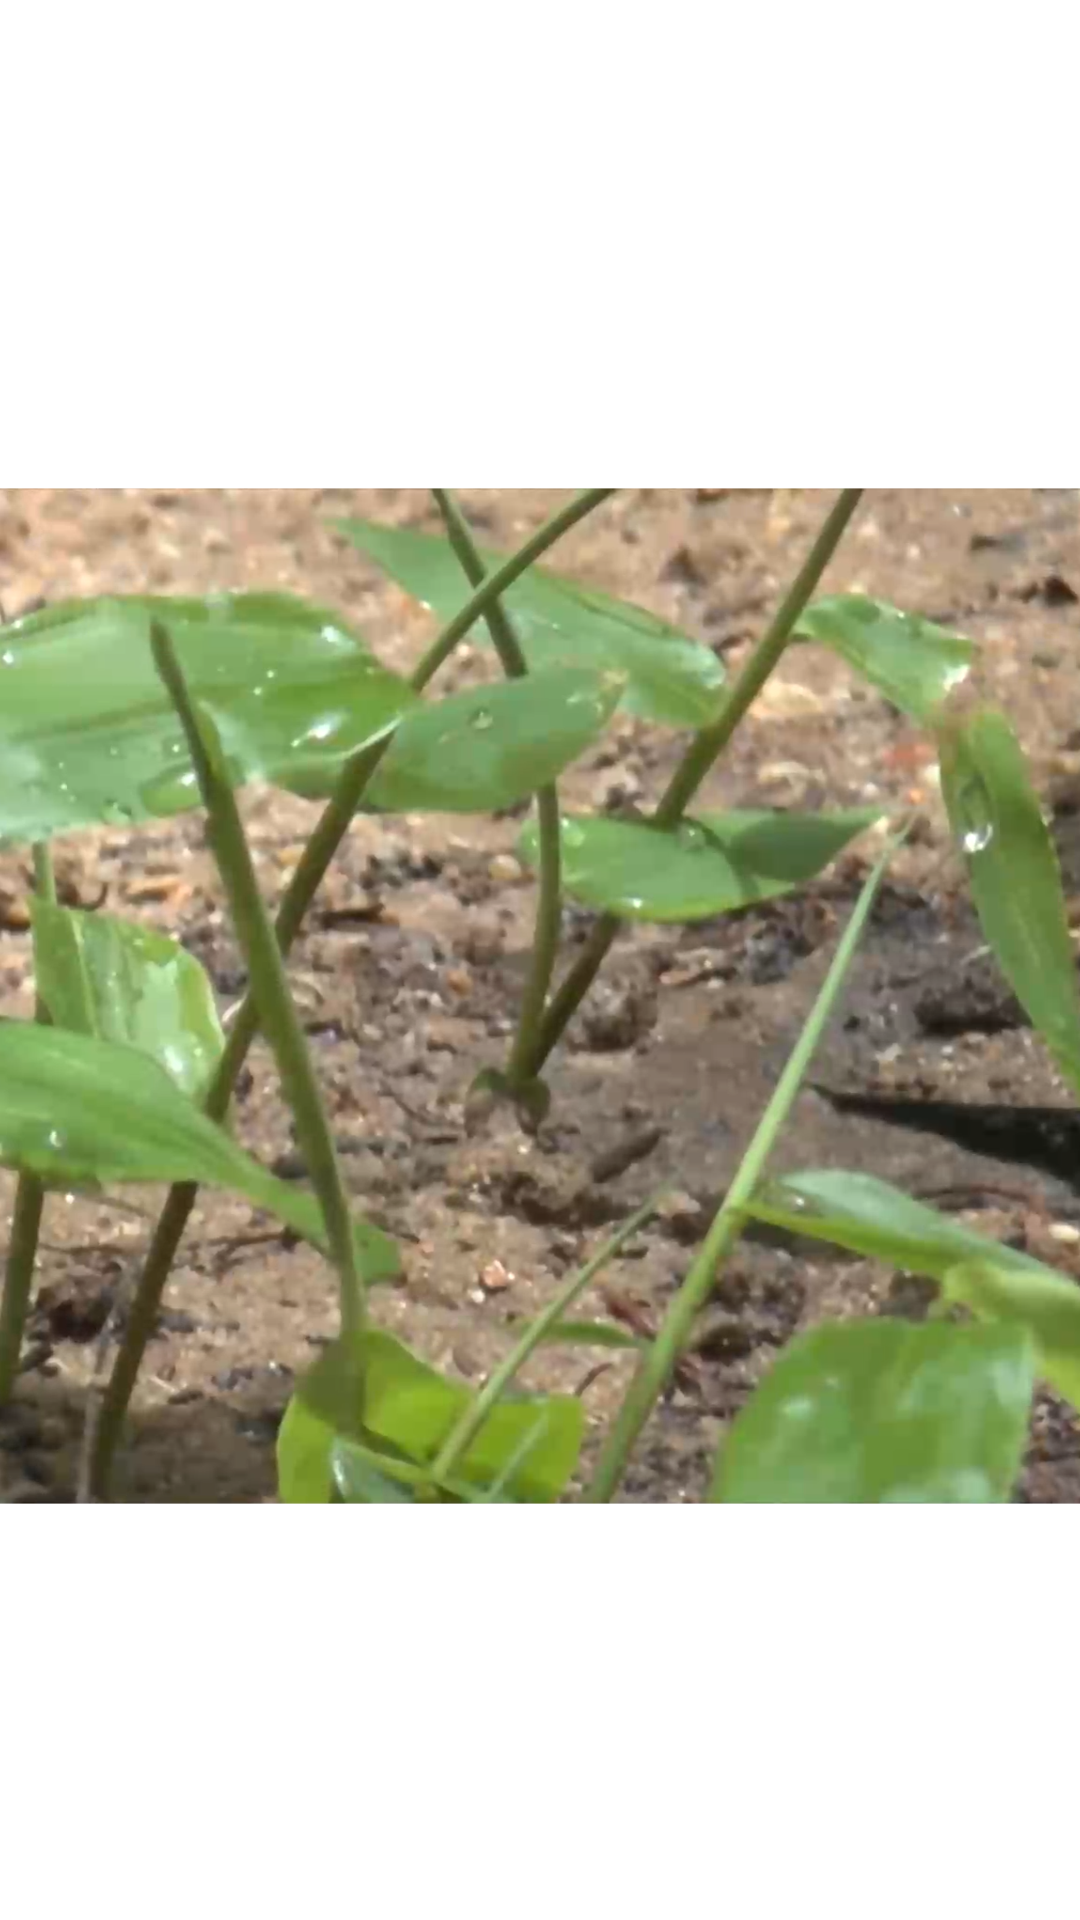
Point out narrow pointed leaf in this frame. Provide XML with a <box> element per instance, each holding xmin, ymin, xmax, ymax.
<box><xmin>944</xmin><ymin>1261</ymin><xmax>1080</xmax><ymax>1411</ymax></box>
<box><xmin>516</xmin><ymin>1319</ymin><xmax>645</xmax><ymax>1351</ymax></box>
<box><xmin>0</xmin><ymin>1022</ymin><xmax>398</xmax><ymax>1280</ymax></box>
<box><xmin>519</xmin><ymin>807</ymin><xmax>882</xmax><ymax>921</ymax></box>
<box><xmin>746</xmin><ymin>1168</ymin><xmax>1061</xmax><ymax>1284</ymax></box>
<box><xmin>0</xmin><ymin>593</ymin><xmax>414</xmax><ymax>841</ymax></box>
<box><xmin>31</xmin><ymin>901</ymin><xmax>224</xmax><ymax>1100</ymax></box>
<box><xmin>713</xmin><ymin>1318</ymin><xmax>1034</xmax><ymax>1503</ymax></box>
<box><xmin>362</xmin><ymin>668</ymin><xmax>623</xmax><ymax>813</ymax></box>
<box><xmin>336</xmin><ymin>519</ymin><xmax>727</xmax><ymax>729</ymax></box>
<box><xmin>795</xmin><ymin>595</ymin><xmax>974</xmax><ymax>720</ymax></box>
<box><xmin>937</xmin><ymin>704</ymin><xmax>1080</xmax><ymax>1097</ymax></box>
<box><xmin>278</xmin><ymin>1329</ymin><xmax>583</xmax><ymax>1503</ymax></box>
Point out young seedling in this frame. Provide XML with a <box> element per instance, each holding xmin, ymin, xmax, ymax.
<box><xmin>0</xmin><ymin>487</ymin><xmax>1031</xmax><ymax>1503</ymax></box>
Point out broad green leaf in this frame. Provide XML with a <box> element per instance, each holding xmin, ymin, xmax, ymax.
<box><xmin>336</xmin><ymin>519</ymin><xmax>727</xmax><ymax>730</ymax></box>
<box><xmin>519</xmin><ymin>807</ymin><xmax>882</xmax><ymax>921</ymax></box>
<box><xmin>746</xmin><ymin>1169</ymin><xmax>1061</xmax><ymax>1285</ymax></box>
<box><xmin>795</xmin><ymin>595</ymin><xmax>974</xmax><ymax>721</ymax></box>
<box><xmin>0</xmin><ymin>593</ymin><xmax>415</xmax><ymax>842</ymax></box>
<box><xmin>937</xmin><ymin>704</ymin><xmax>1080</xmax><ymax>1097</ymax></box>
<box><xmin>31</xmin><ymin>901</ymin><xmax>224</xmax><ymax>1100</ymax></box>
<box><xmin>944</xmin><ymin>1261</ymin><xmax>1080</xmax><ymax>1412</ymax></box>
<box><xmin>278</xmin><ymin>1330</ymin><xmax>584</xmax><ymax>1503</ymax></box>
<box><xmin>0</xmin><ymin>1022</ymin><xmax>399</xmax><ymax>1281</ymax></box>
<box><xmin>712</xmin><ymin>1318</ymin><xmax>1034</xmax><ymax>1503</ymax></box>
<box><xmin>362</xmin><ymin>668</ymin><xmax>623</xmax><ymax>814</ymax></box>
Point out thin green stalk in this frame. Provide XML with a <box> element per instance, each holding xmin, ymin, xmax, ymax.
<box><xmin>533</xmin><ymin>489</ymin><xmax>864</xmax><ymax>1070</ymax></box>
<box><xmin>430</xmin><ymin>1189</ymin><xmax>663</xmax><ymax>1490</ymax></box>
<box><xmin>150</xmin><ymin>623</ymin><xmax>366</xmax><ymax>1343</ymax></box>
<box><xmin>0</xmin><ymin>843</ymin><xmax>57</xmax><ymax>1405</ymax></box>
<box><xmin>584</xmin><ymin>830</ymin><xmax>899</xmax><ymax>1503</ymax></box>
<box><xmin>430</xmin><ymin>487</ymin><xmax>564</xmax><ymax>1091</ymax></box>
<box><xmin>86</xmin><ymin>487</ymin><xmax>615</xmax><ymax>1497</ymax></box>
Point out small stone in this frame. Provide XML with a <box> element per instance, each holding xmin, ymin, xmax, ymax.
<box><xmin>1048</xmin><ymin>1222</ymin><xmax>1080</xmax><ymax>1245</ymax></box>
<box><xmin>445</xmin><ymin>966</ymin><xmax>473</xmax><ymax>996</ymax></box>
<box><xmin>480</xmin><ymin>1259</ymin><xmax>513</xmax><ymax>1293</ymax></box>
<box><xmin>488</xmin><ymin>854</ymin><xmax>524</xmax><ymax>885</ymax></box>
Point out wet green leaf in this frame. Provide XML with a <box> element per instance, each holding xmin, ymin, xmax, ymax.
<box><xmin>937</xmin><ymin>704</ymin><xmax>1080</xmax><ymax>1097</ymax></box>
<box><xmin>713</xmin><ymin>1317</ymin><xmax>1034</xmax><ymax>1502</ymax></box>
<box><xmin>330</xmin><ymin>1439</ymin><xmax>417</xmax><ymax>1504</ymax></box>
<box><xmin>519</xmin><ymin>808</ymin><xmax>882</xmax><ymax>921</ymax></box>
<box><xmin>31</xmin><ymin>901</ymin><xmax>224</xmax><ymax>1100</ymax></box>
<box><xmin>0</xmin><ymin>593</ymin><xmax>414</xmax><ymax>841</ymax></box>
<box><xmin>795</xmin><ymin>595</ymin><xmax>974</xmax><ymax>721</ymax></box>
<box><xmin>0</xmin><ymin>1022</ymin><xmax>398</xmax><ymax>1280</ymax></box>
<box><xmin>278</xmin><ymin>1329</ymin><xmax>583</xmax><ymax>1503</ymax></box>
<box><xmin>335</xmin><ymin>519</ymin><xmax>726</xmax><ymax>729</ymax></box>
<box><xmin>363</xmin><ymin>668</ymin><xmax>623</xmax><ymax>813</ymax></box>
<box><xmin>944</xmin><ymin>1261</ymin><xmax>1080</xmax><ymax>1411</ymax></box>
<box><xmin>746</xmin><ymin>1168</ymin><xmax>1061</xmax><ymax>1285</ymax></box>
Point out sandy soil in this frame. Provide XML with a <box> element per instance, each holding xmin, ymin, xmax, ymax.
<box><xmin>1</xmin><ymin>487</ymin><xmax>1078</xmax><ymax>1501</ymax></box>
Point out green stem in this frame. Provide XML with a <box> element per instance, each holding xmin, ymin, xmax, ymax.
<box><xmin>584</xmin><ymin>829</ymin><xmax>897</xmax><ymax>1503</ymax></box>
<box><xmin>150</xmin><ymin>623</ymin><xmax>366</xmax><ymax>1344</ymax></box>
<box><xmin>507</xmin><ymin>785</ymin><xmax>562</xmax><ymax>1086</ymax></box>
<box><xmin>533</xmin><ymin>488</ymin><xmax>864</xmax><ymax>1069</ymax></box>
<box><xmin>0</xmin><ymin>843</ymin><xmax>56</xmax><ymax>1405</ymax></box>
<box><xmin>430</xmin><ymin>488</ymin><xmax>563</xmax><ymax>1090</ymax></box>
<box><xmin>86</xmin><ymin>487</ymin><xmax>615</xmax><ymax>1498</ymax></box>
<box><xmin>431</xmin><ymin>1189</ymin><xmax>663</xmax><ymax>1491</ymax></box>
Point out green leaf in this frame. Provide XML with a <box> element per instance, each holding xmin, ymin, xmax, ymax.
<box><xmin>519</xmin><ymin>807</ymin><xmax>882</xmax><ymax>921</ymax></box>
<box><xmin>746</xmin><ymin>1168</ymin><xmax>1061</xmax><ymax>1285</ymax></box>
<box><xmin>31</xmin><ymin>901</ymin><xmax>224</xmax><ymax>1100</ymax></box>
<box><xmin>795</xmin><ymin>595</ymin><xmax>974</xmax><ymax>721</ymax></box>
<box><xmin>937</xmin><ymin>704</ymin><xmax>1080</xmax><ymax>1097</ymax></box>
<box><xmin>944</xmin><ymin>1261</ymin><xmax>1080</xmax><ymax>1412</ymax></box>
<box><xmin>278</xmin><ymin>1329</ymin><xmax>584</xmax><ymax>1503</ymax></box>
<box><xmin>362</xmin><ymin>668</ymin><xmax>623</xmax><ymax>814</ymax></box>
<box><xmin>0</xmin><ymin>593</ymin><xmax>415</xmax><ymax>842</ymax></box>
<box><xmin>713</xmin><ymin>1317</ymin><xmax>1034</xmax><ymax>1502</ymax></box>
<box><xmin>0</xmin><ymin>1022</ymin><xmax>398</xmax><ymax>1281</ymax></box>
<box><xmin>530</xmin><ymin>1320</ymin><xmax>638</xmax><ymax>1351</ymax></box>
<box><xmin>330</xmin><ymin>1438</ymin><xmax>417</xmax><ymax>1504</ymax></box>
<box><xmin>335</xmin><ymin>519</ymin><xmax>727</xmax><ymax>730</ymax></box>
<box><xmin>749</xmin><ymin>1166</ymin><xmax>1068</xmax><ymax>1283</ymax></box>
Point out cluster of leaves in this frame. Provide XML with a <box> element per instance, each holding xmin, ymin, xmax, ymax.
<box><xmin>0</xmin><ymin>487</ymin><xmax>1074</xmax><ymax>1504</ymax></box>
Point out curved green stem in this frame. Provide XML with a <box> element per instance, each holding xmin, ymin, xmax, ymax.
<box><xmin>533</xmin><ymin>489</ymin><xmax>864</xmax><ymax>1070</ymax></box>
<box><xmin>86</xmin><ymin>487</ymin><xmax>616</xmax><ymax>1498</ymax></box>
<box><xmin>431</xmin><ymin>1189</ymin><xmax>663</xmax><ymax>1491</ymax></box>
<box><xmin>0</xmin><ymin>843</ymin><xmax>57</xmax><ymax>1405</ymax></box>
<box><xmin>431</xmin><ymin>488</ymin><xmax>564</xmax><ymax>1090</ymax></box>
<box><xmin>585</xmin><ymin>829</ymin><xmax>897</xmax><ymax>1502</ymax></box>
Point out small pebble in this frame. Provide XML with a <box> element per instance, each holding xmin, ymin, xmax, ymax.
<box><xmin>1048</xmin><ymin>1222</ymin><xmax>1080</xmax><ymax>1245</ymax></box>
<box><xmin>488</xmin><ymin>854</ymin><xmax>524</xmax><ymax>885</ymax></box>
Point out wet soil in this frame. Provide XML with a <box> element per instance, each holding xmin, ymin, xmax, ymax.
<box><xmin>2</xmin><ymin>487</ymin><xmax>1080</xmax><ymax>1502</ymax></box>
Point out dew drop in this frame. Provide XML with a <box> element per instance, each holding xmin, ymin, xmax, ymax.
<box><xmin>46</xmin><ymin>1128</ymin><xmax>64</xmax><ymax>1152</ymax></box>
<box><xmin>961</xmin><ymin>824</ymin><xmax>993</xmax><ymax>855</ymax></box>
<box><xmin>560</xmin><ymin>819</ymin><xmax>586</xmax><ymax>850</ymax></box>
<box><xmin>678</xmin><ymin>822</ymin><xmax>708</xmax><ymax>854</ymax></box>
<box><xmin>1</xmin><ymin>650</ymin><xmax>15</xmax><ymax>667</ymax></box>
<box><xmin>469</xmin><ymin>708</ymin><xmax>495</xmax><ymax>732</ymax></box>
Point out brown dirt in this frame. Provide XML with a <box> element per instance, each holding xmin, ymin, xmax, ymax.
<box><xmin>1</xmin><ymin>487</ymin><xmax>1080</xmax><ymax>1502</ymax></box>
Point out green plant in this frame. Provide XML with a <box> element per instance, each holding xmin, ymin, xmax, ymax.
<box><xmin>0</xmin><ymin>484</ymin><xmax>1069</xmax><ymax>1504</ymax></box>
